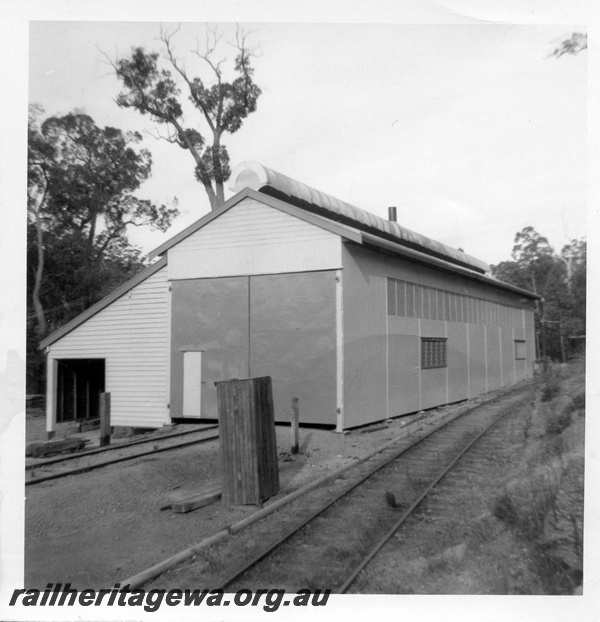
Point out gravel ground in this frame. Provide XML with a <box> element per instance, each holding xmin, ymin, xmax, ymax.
<box><xmin>25</xmin><ymin>392</ymin><xmax>506</xmax><ymax>589</ymax></box>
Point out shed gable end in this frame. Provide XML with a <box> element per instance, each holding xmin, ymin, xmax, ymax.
<box><xmin>168</xmin><ymin>196</ymin><xmax>343</xmax><ymax>280</ymax></box>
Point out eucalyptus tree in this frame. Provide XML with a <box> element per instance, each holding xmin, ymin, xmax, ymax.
<box><xmin>491</xmin><ymin>227</ymin><xmax>586</xmax><ymax>360</ymax></box>
<box><xmin>27</xmin><ymin>108</ymin><xmax>179</xmax><ymax>338</ymax></box>
<box><xmin>110</xmin><ymin>25</ymin><xmax>261</xmax><ymax>210</ymax></box>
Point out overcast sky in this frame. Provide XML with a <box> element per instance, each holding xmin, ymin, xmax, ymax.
<box><xmin>28</xmin><ymin>19</ymin><xmax>586</xmax><ymax>266</ymax></box>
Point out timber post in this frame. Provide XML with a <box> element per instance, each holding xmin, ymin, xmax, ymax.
<box><xmin>291</xmin><ymin>397</ymin><xmax>299</xmax><ymax>454</ymax></box>
<box><xmin>99</xmin><ymin>392</ymin><xmax>111</xmax><ymax>447</ymax></box>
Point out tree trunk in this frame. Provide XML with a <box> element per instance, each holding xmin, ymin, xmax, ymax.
<box><xmin>170</xmin><ymin>117</ymin><xmax>219</xmax><ymax>210</ymax></box>
<box><xmin>559</xmin><ymin>254</ymin><xmax>573</xmax><ymax>294</ymax></box>
<box><xmin>212</xmin><ymin>132</ymin><xmax>225</xmax><ymax>207</ymax></box>
<box><xmin>32</xmin><ymin>207</ymin><xmax>46</xmax><ymax>338</ymax></box>
<box><xmin>205</xmin><ymin>184</ymin><xmax>219</xmax><ymax>210</ymax></box>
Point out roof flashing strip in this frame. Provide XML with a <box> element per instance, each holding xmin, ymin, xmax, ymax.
<box><xmin>230</xmin><ymin>161</ymin><xmax>489</xmax><ymax>274</ymax></box>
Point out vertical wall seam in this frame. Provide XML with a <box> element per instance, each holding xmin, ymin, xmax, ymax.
<box><xmin>418</xmin><ymin>318</ymin><xmax>422</xmax><ymax>410</ymax></box>
<box><xmin>513</xmin><ymin>327</ymin><xmax>517</xmax><ymax>384</ymax></box>
<box><xmin>386</xmin><ymin>276</ymin><xmax>389</xmax><ymax>420</ymax></box>
<box><xmin>166</xmin><ymin>281</ymin><xmax>173</xmax><ymax>420</ymax></box>
<box><xmin>499</xmin><ymin>326</ymin><xmax>503</xmax><ymax>387</ymax></box>
<box><xmin>248</xmin><ymin>276</ymin><xmax>251</xmax><ymax>377</ymax></box>
<box><xmin>484</xmin><ymin>328</ymin><xmax>488</xmax><ymax>393</ymax></box>
<box><xmin>466</xmin><ymin>324</ymin><xmax>470</xmax><ymax>399</ymax></box>
<box><xmin>335</xmin><ymin>269</ymin><xmax>344</xmax><ymax>432</ymax></box>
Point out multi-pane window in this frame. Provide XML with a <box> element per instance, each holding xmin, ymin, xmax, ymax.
<box><xmin>421</xmin><ymin>338</ymin><xmax>448</xmax><ymax>369</ymax></box>
<box><xmin>387</xmin><ymin>277</ymin><xmax>522</xmax><ymax>328</ymax></box>
<box><xmin>514</xmin><ymin>340</ymin><xmax>526</xmax><ymax>360</ymax></box>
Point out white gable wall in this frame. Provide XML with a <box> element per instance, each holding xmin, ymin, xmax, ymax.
<box><xmin>168</xmin><ymin>197</ymin><xmax>343</xmax><ymax>280</ymax></box>
<box><xmin>47</xmin><ymin>265</ymin><xmax>170</xmax><ymax>428</ymax></box>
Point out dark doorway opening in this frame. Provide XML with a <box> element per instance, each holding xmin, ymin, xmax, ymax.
<box><xmin>56</xmin><ymin>359</ymin><xmax>105</xmax><ymax>423</ymax></box>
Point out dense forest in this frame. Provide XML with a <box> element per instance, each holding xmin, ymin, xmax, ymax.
<box><xmin>490</xmin><ymin>226</ymin><xmax>586</xmax><ymax>362</ymax></box>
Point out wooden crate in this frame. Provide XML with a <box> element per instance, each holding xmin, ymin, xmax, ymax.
<box><xmin>215</xmin><ymin>376</ymin><xmax>280</xmax><ymax>505</ymax></box>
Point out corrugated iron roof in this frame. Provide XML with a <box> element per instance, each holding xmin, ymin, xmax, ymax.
<box><xmin>230</xmin><ymin>161</ymin><xmax>490</xmax><ymax>274</ymax></box>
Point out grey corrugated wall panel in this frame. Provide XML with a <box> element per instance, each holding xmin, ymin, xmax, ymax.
<box><xmin>342</xmin><ymin>245</ymin><xmax>388</xmax><ymax>428</ymax></box>
<box><xmin>388</xmin><ymin>332</ymin><xmax>420</xmax><ymax>417</ymax></box>
<box><xmin>468</xmin><ymin>325</ymin><xmax>487</xmax><ymax>396</ymax></box>
<box><xmin>249</xmin><ymin>272</ymin><xmax>337</xmax><ymax>426</ymax></box>
<box><xmin>485</xmin><ymin>327</ymin><xmax>502</xmax><ymax>392</ymax></box>
<box><xmin>170</xmin><ymin>277</ymin><xmax>250</xmax><ymax>418</ymax></box>
<box><xmin>501</xmin><ymin>328</ymin><xmax>516</xmax><ymax>387</ymax></box>
<box><xmin>420</xmin><ymin>367</ymin><xmax>447</xmax><ymax>410</ymax></box>
<box><xmin>446</xmin><ymin>322</ymin><xmax>469</xmax><ymax>403</ymax></box>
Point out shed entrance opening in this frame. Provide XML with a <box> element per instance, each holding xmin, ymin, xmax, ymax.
<box><xmin>56</xmin><ymin>359</ymin><xmax>105</xmax><ymax>423</ymax></box>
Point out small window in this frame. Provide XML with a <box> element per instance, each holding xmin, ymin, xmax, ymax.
<box><xmin>515</xmin><ymin>340</ymin><xmax>526</xmax><ymax>360</ymax></box>
<box><xmin>421</xmin><ymin>338</ymin><xmax>448</xmax><ymax>369</ymax></box>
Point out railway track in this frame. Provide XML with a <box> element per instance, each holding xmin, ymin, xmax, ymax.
<box><xmin>150</xmin><ymin>385</ymin><xmax>533</xmax><ymax>592</ymax></box>
<box><xmin>25</xmin><ymin>425</ymin><xmax>219</xmax><ymax>486</ymax></box>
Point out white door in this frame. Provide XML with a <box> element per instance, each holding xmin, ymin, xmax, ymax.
<box><xmin>182</xmin><ymin>351</ymin><xmax>202</xmax><ymax>418</ymax></box>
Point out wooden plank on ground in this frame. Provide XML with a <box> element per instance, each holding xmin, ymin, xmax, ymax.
<box><xmin>170</xmin><ymin>486</ymin><xmax>222</xmax><ymax>513</ymax></box>
<box><xmin>26</xmin><ymin>438</ymin><xmax>90</xmax><ymax>457</ymax></box>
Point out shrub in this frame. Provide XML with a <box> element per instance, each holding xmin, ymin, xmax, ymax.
<box><xmin>569</xmin><ymin>392</ymin><xmax>585</xmax><ymax>413</ymax></box>
<box><xmin>545</xmin><ymin>408</ymin><xmax>571</xmax><ymax>436</ymax></box>
<box><xmin>540</xmin><ymin>379</ymin><xmax>561</xmax><ymax>402</ymax></box>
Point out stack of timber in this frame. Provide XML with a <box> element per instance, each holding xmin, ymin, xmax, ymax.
<box><xmin>215</xmin><ymin>376</ymin><xmax>280</xmax><ymax>505</ymax></box>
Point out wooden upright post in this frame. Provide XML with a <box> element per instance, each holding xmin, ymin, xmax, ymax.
<box><xmin>99</xmin><ymin>392</ymin><xmax>111</xmax><ymax>447</ymax></box>
<box><xmin>291</xmin><ymin>397</ymin><xmax>299</xmax><ymax>454</ymax></box>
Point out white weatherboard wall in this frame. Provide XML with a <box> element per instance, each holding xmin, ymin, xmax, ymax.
<box><xmin>47</xmin><ymin>266</ymin><xmax>170</xmax><ymax>428</ymax></box>
<box><xmin>168</xmin><ymin>197</ymin><xmax>343</xmax><ymax>280</ymax></box>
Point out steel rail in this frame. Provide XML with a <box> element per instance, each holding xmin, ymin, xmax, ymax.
<box><xmin>337</xmin><ymin>403</ymin><xmax>515</xmax><ymax>593</ymax></box>
<box><xmin>26</xmin><ymin>425</ymin><xmax>219</xmax><ymax>470</ymax></box>
<box><xmin>212</xmin><ymin>401</ymin><xmax>498</xmax><ymax>591</ymax></box>
<box><xmin>26</xmin><ymin>432</ymin><xmax>220</xmax><ymax>486</ymax></box>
